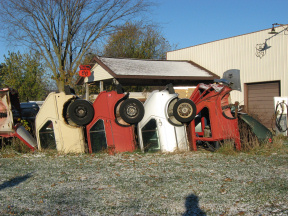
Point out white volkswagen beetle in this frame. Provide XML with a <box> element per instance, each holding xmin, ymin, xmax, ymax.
<box><xmin>137</xmin><ymin>84</ymin><xmax>196</xmax><ymax>153</ymax></box>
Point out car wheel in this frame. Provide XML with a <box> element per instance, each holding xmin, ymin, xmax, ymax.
<box><xmin>198</xmin><ymin>141</ymin><xmax>221</xmax><ymax>152</ymax></box>
<box><xmin>207</xmin><ymin>141</ymin><xmax>221</xmax><ymax>152</ymax></box>
<box><xmin>119</xmin><ymin>98</ymin><xmax>144</xmax><ymax>124</ymax></box>
<box><xmin>67</xmin><ymin>99</ymin><xmax>94</xmax><ymax>126</ymax></box>
<box><xmin>173</xmin><ymin>99</ymin><xmax>196</xmax><ymax>123</ymax></box>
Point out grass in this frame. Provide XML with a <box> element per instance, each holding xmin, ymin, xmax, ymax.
<box><xmin>0</xmin><ymin>143</ymin><xmax>288</xmax><ymax>215</ymax></box>
<box><xmin>213</xmin><ymin>118</ymin><xmax>288</xmax><ymax>156</ymax></box>
<box><xmin>1</xmin><ymin>137</ymin><xmax>31</xmax><ymax>156</ymax></box>
<box><xmin>216</xmin><ymin>135</ymin><xmax>288</xmax><ymax>156</ymax></box>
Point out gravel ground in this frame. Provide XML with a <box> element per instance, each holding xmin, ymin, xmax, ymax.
<box><xmin>0</xmin><ymin>151</ymin><xmax>287</xmax><ymax>215</ymax></box>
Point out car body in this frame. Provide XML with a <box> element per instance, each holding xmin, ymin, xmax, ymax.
<box><xmin>20</xmin><ymin>102</ymin><xmax>40</xmax><ymax>120</ymax></box>
<box><xmin>238</xmin><ymin>112</ymin><xmax>273</xmax><ymax>143</ymax></box>
<box><xmin>188</xmin><ymin>83</ymin><xmax>241</xmax><ymax>151</ymax></box>
<box><xmin>138</xmin><ymin>85</ymin><xmax>196</xmax><ymax>152</ymax></box>
<box><xmin>35</xmin><ymin>88</ymin><xmax>94</xmax><ymax>153</ymax></box>
<box><xmin>0</xmin><ymin>88</ymin><xmax>37</xmax><ymax>150</ymax></box>
<box><xmin>86</xmin><ymin>88</ymin><xmax>144</xmax><ymax>154</ymax></box>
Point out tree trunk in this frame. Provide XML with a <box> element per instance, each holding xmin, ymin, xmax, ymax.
<box><xmin>57</xmin><ymin>80</ymin><xmax>65</xmax><ymax>92</ymax></box>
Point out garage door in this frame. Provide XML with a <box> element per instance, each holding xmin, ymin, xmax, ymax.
<box><xmin>246</xmin><ymin>82</ymin><xmax>280</xmax><ymax>129</ymax></box>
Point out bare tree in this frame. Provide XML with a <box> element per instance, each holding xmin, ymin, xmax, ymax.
<box><xmin>0</xmin><ymin>0</ymin><xmax>152</xmax><ymax>91</ymax></box>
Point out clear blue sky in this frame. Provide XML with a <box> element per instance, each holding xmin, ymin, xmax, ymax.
<box><xmin>152</xmin><ymin>0</ymin><xmax>288</xmax><ymax>50</ymax></box>
<box><xmin>0</xmin><ymin>0</ymin><xmax>287</xmax><ymax>62</ymax></box>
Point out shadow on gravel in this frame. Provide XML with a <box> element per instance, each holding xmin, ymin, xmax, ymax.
<box><xmin>183</xmin><ymin>194</ymin><xmax>206</xmax><ymax>216</ymax></box>
<box><xmin>0</xmin><ymin>173</ymin><xmax>32</xmax><ymax>191</ymax></box>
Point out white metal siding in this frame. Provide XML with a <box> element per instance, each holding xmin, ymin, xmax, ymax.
<box><xmin>85</xmin><ymin>64</ymin><xmax>113</xmax><ymax>83</ymax></box>
<box><xmin>167</xmin><ymin>27</ymin><xmax>288</xmax><ymax>106</ymax></box>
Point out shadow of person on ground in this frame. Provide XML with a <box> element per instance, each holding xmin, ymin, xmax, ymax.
<box><xmin>0</xmin><ymin>173</ymin><xmax>32</xmax><ymax>191</ymax></box>
<box><xmin>183</xmin><ymin>194</ymin><xmax>206</xmax><ymax>216</ymax></box>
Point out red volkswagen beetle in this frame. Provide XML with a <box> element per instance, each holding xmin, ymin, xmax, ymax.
<box><xmin>86</xmin><ymin>85</ymin><xmax>144</xmax><ymax>154</ymax></box>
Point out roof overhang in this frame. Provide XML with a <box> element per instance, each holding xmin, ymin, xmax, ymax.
<box><xmin>76</xmin><ymin>56</ymin><xmax>220</xmax><ymax>86</ymax></box>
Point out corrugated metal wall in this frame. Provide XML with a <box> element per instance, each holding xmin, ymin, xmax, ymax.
<box><xmin>167</xmin><ymin>27</ymin><xmax>288</xmax><ymax>106</ymax></box>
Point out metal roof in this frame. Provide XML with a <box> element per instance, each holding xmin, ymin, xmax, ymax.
<box><xmin>98</xmin><ymin>56</ymin><xmax>215</xmax><ymax>77</ymax></box>
<box><xmin>77</xmin><ymin>56</ymin><xmax>219</xmax><ymax>86</ymax></box>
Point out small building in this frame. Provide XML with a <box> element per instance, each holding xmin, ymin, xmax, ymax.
<box><xmin>77</xmin><ymin>56</ymin><xmax>219</xmax><ymax>87</ymax></box>
<box><xmin>76</xmin><ymin>56</ymin><xmax>220</xmax><ymax>101</ymax></box>
<box><xmin>167</xmin><ymin>24</ymin><xmax>288</xmax><ymax>128</ymax></box>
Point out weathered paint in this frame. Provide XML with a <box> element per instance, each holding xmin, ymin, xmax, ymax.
<box><xmin>138</xmin><ymin>90</ymin><xmax>190</xmax><ymax>153</ymax></box>
<box><xmin>86</xmin><ymin>91</ymin><xmax>137</xmax><ymax>154</ymax></box>
<box><xmin>0</xmin><ymin>90</ymin><xmax>14</xmax><ymax>133</ymax></box>
<box><xmin>188</xmin><ymin>83</ymin><xmax>241</xmax><ymax>151</ymax></box>
<box><xmin>35</xmin><ymin>92</ymin><xmax>86</xmax><ymax>153</ymax></box>
<box><xmin>0</xmin><ymin>89</ymin><xmax>37</xmax><ymax>150</ymax></box>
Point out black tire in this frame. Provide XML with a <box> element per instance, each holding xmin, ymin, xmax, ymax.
<box><xmin>173</xmin><ymin>99</ymin><xmax>196</xmax><ymax>123</ymax></box>
<box><xmin>119</xmin><ymin>98</ymin><xmax>144</xmax><ymax>124</ymax></box>
<box><xmin>67</xmin><ymin>99</ymin><xmax>94</xmax><ymax>126</ymax></box>
<box><xmin>198</xmin><ymin>141</ymin><xmax>221</xmax><ymax>152</ymax></box>
<box><xmin>207</xmin><ymin>141</ymin><xmax>221</xmax><ymax>152</ymax></box>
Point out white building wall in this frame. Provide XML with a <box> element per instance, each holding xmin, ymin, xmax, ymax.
<box><xmin>84</xmin><ymin>64</ymin><xmax>113</xmax><ymax>83</ymax></box>
<box><xmin>167</xmin><ymin>27</ymin><xmax>288</xmax><ymax>106</ymax></box>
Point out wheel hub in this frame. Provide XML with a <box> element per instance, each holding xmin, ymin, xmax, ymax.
<box><xmin>126</xmin><ymin>105</ymin><xmax>138</xmax><ymax>117</ymax></box>
<box><xmin>177</xmin><ymin>103</ymin><xmax>193</xmax><ymax>118</ymax></box>
<box><xmin>75</xmin><ymin>106</ymin><xmax>87</xmax><ymax>118</ymax></box>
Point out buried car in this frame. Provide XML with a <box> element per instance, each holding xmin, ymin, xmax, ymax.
<box><xmin>35</xmin><ymin>86</ymin><xmax>94</xmax><ymax>153</ymax></box>
<box><xmin>86</xmin><ymin>85</ymin><xmax>144</xmax><ymax>154</ymax></box>
<box><xmin>188</xmin><ymin>69</ymin><xmax>272</xmax><ymax>151</ymax></box>
<box><xmin>0</xmin><ymin>88</ymin><xmax>37</xmax><ymax>150</ymax></box>
<box><xmin>138</xmin><ymin>84</ymin><xmax>196</xmax><ymax>153</ymax></box>
<box><xmin>237</xmin><ymin>112</ymin><xmax>273</xmax><ymax>144</ymax></box>
<box><xmin>188</xmin><ymin>81</ymin><xmax>241</xmax><ymax>151</ymax></box>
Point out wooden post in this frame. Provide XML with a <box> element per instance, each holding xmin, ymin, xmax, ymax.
<box><xmin>100</xmin><ymin>81</ymin><xmax>104</xmax><ymax>92</ymax></box>
<box><xmin>85</xmin><ymin>83</ymin><xmax>89</xmax><ymax>100</ymax></box>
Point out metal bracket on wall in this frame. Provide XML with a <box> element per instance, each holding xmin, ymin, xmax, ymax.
<box><xmin>255</xmin><ymin>23</ymin><xmax>288</xmax><ymax>59</ymax></box>
<box><xmin>255</xmin><ymin>42</ymin><xmax>268</xmax><ymax>58</ymax></box>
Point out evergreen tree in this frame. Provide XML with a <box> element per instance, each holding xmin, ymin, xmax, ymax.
<box><xmin>1</xmin><ymin>51</ymin><xmax>48</xmax><ymax>101</ymax></box>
